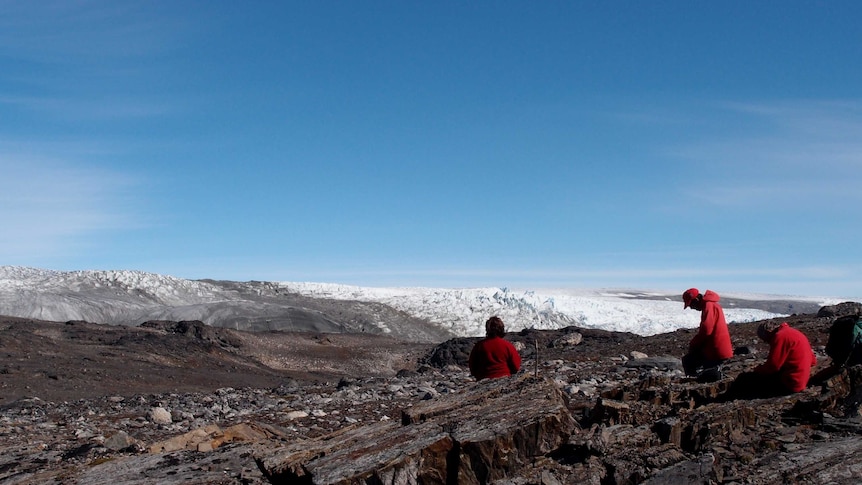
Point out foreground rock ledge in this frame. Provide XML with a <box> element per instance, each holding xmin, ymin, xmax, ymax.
<box><xmin>254</xmin><ymin>375</ymin><xmax>575</xmax><ymax>484</ymax></box>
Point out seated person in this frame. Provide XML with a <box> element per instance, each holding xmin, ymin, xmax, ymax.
<box><xmin>723</xmin><ymin>321</ymin><xmax>816</xmax><ymax>400</ymax></box>
<box><xmin>468</xmin><ymin>316</ymin><xmax>521</xmax><ymax>380</ymax></box>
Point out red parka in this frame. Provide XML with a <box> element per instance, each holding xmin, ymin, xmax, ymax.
<box><xmin>689</xmin><ymin>290</ymin><xmax>734</xmax><ymax>361</ymax></box>
<box><xmin>755</xmin><ymin>323</ymin><xmax>816</xmax><ymax>393</ymax></box>
<box><xmin>468</xmin><ymin>336</ymin><xmax>521</xmax><ymax>380</ymax></box>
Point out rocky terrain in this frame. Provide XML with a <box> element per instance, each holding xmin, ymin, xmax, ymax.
<box><xmin>2</xmin><ymin>302</ymin><xmax>862</xmax><ymax>484</ymax></box>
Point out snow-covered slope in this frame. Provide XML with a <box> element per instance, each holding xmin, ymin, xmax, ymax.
<box><xmin>0</xmin><ymin>266</ymin><xmax>224</xmax><ymax>323</ymax></box>
<box><xmin>0</xmin><ymin>266</ymin><xmax>840</xmax><ymax>339</ymax></box>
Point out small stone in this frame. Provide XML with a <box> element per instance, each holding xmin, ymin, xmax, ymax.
<box><xmin>552</xmin><ymin>333</ymin><xmax>583</xmax><ymax>347</ymax></box>
<box><xmin>105</xmin><ymin>431</ymin><xmax>137</xmax><ymax>451</ymax></box>
<box><xmin>149</xmin><ymin>407</ymin><xmax>172</xmax><ymax>425</ymax></box>
<box><xmin>286</xmin><ymin>410</ymin><xmax>309</xmax><ymax>420</ymax></box>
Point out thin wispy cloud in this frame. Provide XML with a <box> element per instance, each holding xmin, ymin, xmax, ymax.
<box><xmin>0</xmin><ymin>3</ymin><xmax>192</xmax><ymax>123</ymax></box>
<box><xmin>0</xmin><ymin>1</ymin><xmax>186</xmax><ymax>63</ymax></box>
<box><xmin>711</xmin><ymin>100</ymin><xmax>859</xmax><ymax>168</ymax></box>
<box><xmin>0</xmin><ymin>150</ymin><xmax>143</xmax><ymax>260</ymax></box>
<box><xmin>0</xmin><ymin>95</ymin><xmax>174</xmax><ymax>121</ymax></box>
<box><xmin>680</xmin><ymin>182</ymin><xmax>862</xmax><ymax>209</ymax></box>
<box><xmin>662</xmin><ymin>99</ymin><xmax>862</xmax><ymax>209</ymax></box>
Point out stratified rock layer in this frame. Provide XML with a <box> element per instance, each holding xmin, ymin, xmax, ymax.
<box><xmin>255</xmin><ymin>375</ymin><xmax>575</xmax><ymax>484</ymax></box>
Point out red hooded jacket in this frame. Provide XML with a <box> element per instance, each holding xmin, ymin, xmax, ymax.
<box><xmin>689</xmin><ymin>290</ymin><xmax>733</xmax><ymax>361</ymax></box>
<box><xmin>755</xmin><ymin>323</ymin><xmax>816</xmax><ymax>393</ymax></box>
<box><xmin>468</xmin><ymin>336</ymin><xmax>521</xmax><ymax>380</ymax></box>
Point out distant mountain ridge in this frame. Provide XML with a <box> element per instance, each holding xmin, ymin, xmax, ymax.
<box><xmin>0</xmin><ymin>266</ymin><xmax>827</xmax><ymax>342</ymax></box>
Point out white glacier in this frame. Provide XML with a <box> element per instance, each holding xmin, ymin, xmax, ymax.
<box><xmin>277</xmin><ymin>282</ymin><xmax>817</xmax><ymax>337</ymax></box>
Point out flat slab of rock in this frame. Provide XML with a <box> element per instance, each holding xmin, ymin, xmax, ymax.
<box><xmin>644</xmin><ymin>435</ymin><xmax>862</xmax><ymax>485</ymax></box>
<box><xmin>623</xmin><ymin>356</ymin><xmax>681</xmax><ymax>370</ymax></box>
<box><xmin>149</xmin><ymin>422</ymin><xmax>278</xmax><ymax>453</ymax></box>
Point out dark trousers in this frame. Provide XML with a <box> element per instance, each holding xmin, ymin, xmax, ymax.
<box><xmin>721</xmin><ymin>371</ymin><xmax>791</xmax><ymax>401</ymax></box>
<box><xmin>682</xmin><ymin>351</ymin><xmax>725</xmax><ymax>376</ymax></box>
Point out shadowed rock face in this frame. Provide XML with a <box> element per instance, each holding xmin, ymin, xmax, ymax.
<box><xmin>3</xmin><ymin>304</ymin><xmax>862</xmax><ymax>484</ymax></box>
<box><xmin>276</xmin><ymin>378</ymin><xmax>560</xmax><ymax>483</ymax></box>
<box><xmin>817</xmin><ymin>301</ymin><xmax>862</xmax><ymax>318</ymax></box>
<box><xmin>255</xmin><ymin>376</ymin><xmax>575</xmax><ymax>484</ymax></box>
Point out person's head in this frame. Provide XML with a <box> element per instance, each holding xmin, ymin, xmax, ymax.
<box><xmin>682</xmin><ymin>288</ymin><xmax>703</xmax><ymax>311</ymax></box>
<box><xmin>757</xmin><ymin>321</ymin><xmax>784</xmax><ymax>342</ymax></box>
<box><xmin>485</xmin><ymin>316</ymin><xmax>506</xmax><ymax>338</ymax></box>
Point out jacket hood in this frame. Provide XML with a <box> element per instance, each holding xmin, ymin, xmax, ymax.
<box><xmin>702</xmin><ymin>290</ymin><xmax>720</xmax><ymax>303</ymax></box>
<box><xmin>759</xmin><ymin>321</ymin><xmax>788</xmax><ymax>342</ymax></box>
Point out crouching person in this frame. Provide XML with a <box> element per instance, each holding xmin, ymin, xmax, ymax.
<box><xmin>681</xmin><ymin>288</ymin><xmax>733</xmax><ymax>381</ymax></box>
<box><xmin>468</xmin><ymin>316</ymin><xmax>521</xmax><ymax>380</ymax></box>
<box><xmin>724</xmin><ymin>321</ymin><xmax>816</xmax><ymax>400</ymax></box>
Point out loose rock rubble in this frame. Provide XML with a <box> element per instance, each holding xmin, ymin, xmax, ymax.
<box><xmin>1</xmin><ymin>308</ymin><xmax>862</xmax><ymax>483</ymax></box>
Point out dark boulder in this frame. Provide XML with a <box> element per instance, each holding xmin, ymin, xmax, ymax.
<box><xmin>817</xmin><ymin>301</ymin><xmax>862</xmax><ymax>318</ymax></box>
<box><xmin>420</xmin><ymin>337</ymin><xmax>476</xmax><ymax>368</ymax></box>
<box><xmin>139</xmin><ymin>320</ymin><xmax>242</xmax><ymax>348</ymax></box>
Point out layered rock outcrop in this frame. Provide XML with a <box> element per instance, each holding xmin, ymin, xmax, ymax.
<box><xmin>256</xmin><ymin>375</ymin><xmax>574</xmax><ymax>484</ymax></box>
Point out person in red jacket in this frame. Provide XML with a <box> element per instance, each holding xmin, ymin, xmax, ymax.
<box><xmin>754</xmin><ymin>321</ymin><xmax>816</xmax><ymax>392</ymax></box>
<box><xmin>468</xmin><ymin>316</ymin><xmax>521</xmax><ymax>380</ymax></box>
<box><xmin>722</xmin><ymin>321</ymin><xmax>817</xmax><ymax>400</ymax></box>
<box><xmin>681</xmin><ymin>288</ymin><xmax>734</xmax><ymax>379</ymax></box>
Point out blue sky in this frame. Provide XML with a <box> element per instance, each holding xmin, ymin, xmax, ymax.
<box><xmin>2</xmin><ymin>1</ymin><xmax>861</xmax><ymax>299</ymax></box>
